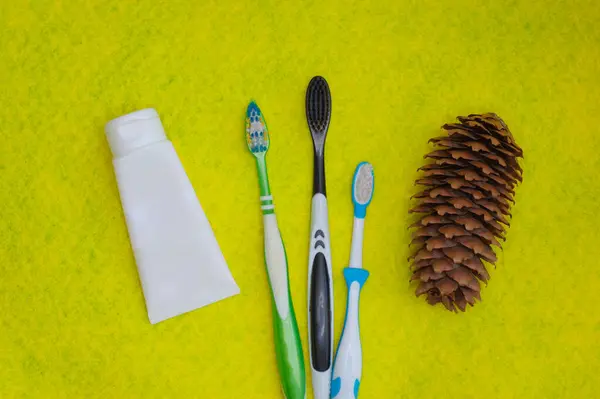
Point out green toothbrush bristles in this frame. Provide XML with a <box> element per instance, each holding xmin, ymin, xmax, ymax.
<box><xmin>245</xmin><ymin>101</ymin><xmax>270</xmax><ymax>155</ymax></box>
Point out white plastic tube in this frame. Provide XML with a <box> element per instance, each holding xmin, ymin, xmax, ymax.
<box><xmin>106</xmin><ymin>108</ymin><xmax>239</xmax><ymax>324</ymax></box>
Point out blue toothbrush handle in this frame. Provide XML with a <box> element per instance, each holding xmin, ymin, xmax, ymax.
<box><xmin>331</xmin><ymin>267</ymin><xmax>369</xmax><ymax>399</ymax></box>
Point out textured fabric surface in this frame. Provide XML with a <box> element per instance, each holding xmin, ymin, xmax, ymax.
<box><xmin>1</xmin><ymin>1</ymin><xmax>599</xmax><ymax>398</ymax></box>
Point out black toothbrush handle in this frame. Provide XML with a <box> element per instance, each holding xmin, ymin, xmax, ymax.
<box><xmin>307</xmin><ymin>195</ymin><xmax>333</xmax><ymax>398</ymax></box>
<box><xmin>313</xmin><ymin>154</ymin><xmax>326</xmax><ymax>196</ymax></box>
<box><xmin>306</xmin><ymin>76</ymin><xmax>334</xmax><ymax>399</ymax></box>
<box><xmin>310</xmin><ymin>252</ymin><xmax>332</xmax><ymax>370</ymax></box>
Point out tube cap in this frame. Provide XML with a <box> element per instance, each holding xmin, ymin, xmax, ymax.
<box><xmin>105</xmin><ymin>108</ymin><xmax>167</xmax><ymax>158</ymax></box>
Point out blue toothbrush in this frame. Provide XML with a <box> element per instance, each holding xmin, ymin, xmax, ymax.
<box><xmin>331</xmin><ymin>162</ymin><xmax>374</xmax><ymax>399</ymax></box>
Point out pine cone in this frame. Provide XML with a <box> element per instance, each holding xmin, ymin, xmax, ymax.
<box><xmin>409</xmin><ymin>113</ymin><xmax>523</xmax><ymax>312</ymax></box>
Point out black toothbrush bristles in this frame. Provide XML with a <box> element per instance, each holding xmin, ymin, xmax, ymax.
<box><xmin>306</xmin><ymin>76</ymin><xmax>332</xmax><ymax>155</ymax></box>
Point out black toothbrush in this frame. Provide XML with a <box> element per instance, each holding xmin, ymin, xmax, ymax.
<box><xmin>306</xmin><ymin>76</ymin><xmax>334</xmax><ymax>399</ymax></box>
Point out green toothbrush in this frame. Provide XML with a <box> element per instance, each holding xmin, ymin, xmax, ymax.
<box><xmin>245</xmin><ymin>101</ymin><xmax>306</xmax><ymax>399</ymax></box>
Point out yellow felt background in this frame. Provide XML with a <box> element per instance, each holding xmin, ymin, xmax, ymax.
<box><xmin>1</xmin><ymin>0</ymin><xmax>599</xmax><ymax>398</ymax></box>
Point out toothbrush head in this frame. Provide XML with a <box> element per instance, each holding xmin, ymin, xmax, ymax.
<box><xmin>245</xmin><ymin>101</ymin><xmax>270</xmax><ymax>156</ymax></box>
<box><xmin>352</xmin><ymin>162</ymin><xmax>375</xmax><ymax>218</ymax></box>
<box><xmin>306</xmin><ymin>76</ymin><xmax>331</xmax><ymax>155</ymax></box>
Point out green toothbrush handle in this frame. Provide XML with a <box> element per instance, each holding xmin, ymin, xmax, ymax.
<box><xmin>271</xmin><ymin>297</ymin><xmax>306</xmax><ymax>399</ymax></box>
<box><xmin>263</xmin><ymin>213</ymin><xmax>306</xmax><ymax>399</ymax></box>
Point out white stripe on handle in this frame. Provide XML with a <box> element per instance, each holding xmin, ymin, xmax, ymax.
<box><xmin>312</xmin><ymin>370</ymin><xmax>331</xmax><ymax>399</ymax></box>
<box><xmin>263</xmin><ymin>213</ymin><xmax>290</xmax><ymax>319</ymax></box>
